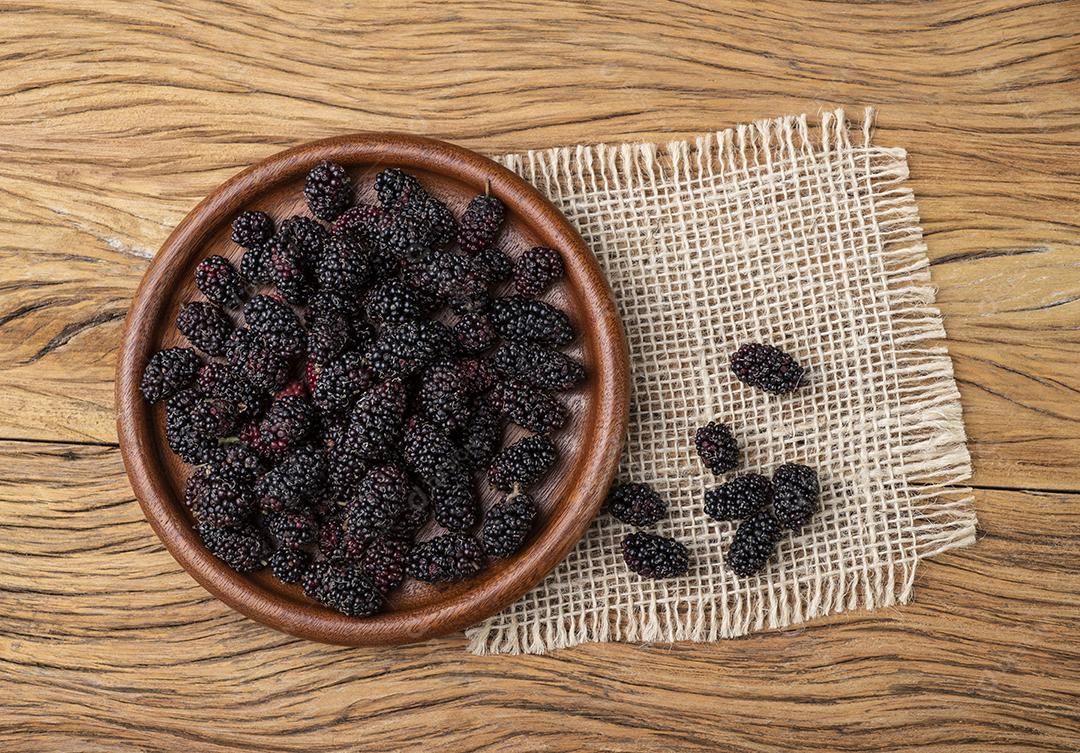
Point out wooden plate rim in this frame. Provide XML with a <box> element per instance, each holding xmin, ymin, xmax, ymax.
<box><xmin>114</xmin><ymin>133</ymin><xmax>629</xmax><ymax>645</ymax></box>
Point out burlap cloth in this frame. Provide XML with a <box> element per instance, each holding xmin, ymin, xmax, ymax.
<box><xmin>467</xmin><ymin>108</ymin><xmax>976</xmax><ymax>655</ymax></box>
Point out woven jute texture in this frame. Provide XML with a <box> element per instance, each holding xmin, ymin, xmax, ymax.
<box><xmin>467</xmin><ymin>108</ymin><xmax>976</xmax><ymax>655</ymax></box>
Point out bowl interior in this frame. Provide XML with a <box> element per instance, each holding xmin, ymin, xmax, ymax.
<box><xmin>118</xmin><ymin>135</ymin><xmax>628</xmax><ymax>644</ymax></box>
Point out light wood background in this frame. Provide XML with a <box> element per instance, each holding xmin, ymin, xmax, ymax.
<box><xmin>2</xmin><ymin>1</ymin><xmax>1078</xmax><ymax>751</ymax></box>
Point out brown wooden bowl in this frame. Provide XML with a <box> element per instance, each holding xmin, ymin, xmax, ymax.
<box><xmin>115</xmin><ymin>134</ymin><xmax>629</xmax><ymax>645</ymax></box>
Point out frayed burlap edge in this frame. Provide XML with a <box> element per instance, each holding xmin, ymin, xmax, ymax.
<box><xmin>466</xmin><ymin>109</ymin><xmax>975</xmax><ymax>654</ymax></box>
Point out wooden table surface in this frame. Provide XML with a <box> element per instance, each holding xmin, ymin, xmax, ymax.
<box><xmin>2</xmin><ymin>2</ymin><xmax>1078</xmax><ymax>751</ymax></box>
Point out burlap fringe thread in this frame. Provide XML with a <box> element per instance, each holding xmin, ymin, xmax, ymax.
<box><xmin>467</xmin><ymin>108</ymin><xmax>975</xmax><ymax>654</ymax></box>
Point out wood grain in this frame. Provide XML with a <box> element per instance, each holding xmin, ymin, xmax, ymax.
<box><xmin>1</xmin><ymin>0</ymin><xmax>1078</xmax><ymax>750</ymax></box>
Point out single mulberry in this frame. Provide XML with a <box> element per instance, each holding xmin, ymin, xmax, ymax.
<box><xmin>314</xmin><ymin>234</ymin><xmax>370</xmax><ymax>295</ymax></box>
<box><xmin>269</xmin><ymin>546</ymin><xmax>310</xmax><ymax>584</ymax></box>
<box><xmin>480</xmin><ymin>491</ymin><xmax>537</xmax><ymax>558</ymax></box>
<box><xmin>244</xmin><ymin>294</ymin><xmax>304</xmax><ymax>356</ymax></box>
<box><xmin>494</xmin><ymin>379</ymin><xmax>567</xmax><ymax>434</ymax></box>
<box><xmin>311</xmin><ymin>564</ymin><xmax>384</xmax><ymax>617</ymax></box>
<box><xmin>725</xmin><ymin>509</ymin><xmax>782</xmax><ymax>577</ymax></box>
<box><xmin>191</xmin><ymin>476</ymin><xmax>256</xmax><ymax>528</ymax></box>
<box><xmin>514</xmin><ymin>246</ymin><xmax>564</xmax><ymax>297</ymax></box>
<box><xmin>430</xmin><ymin>478</ymin><xmax>478</xmax><ymax>533</ymax></box>
<box><xmin>365</xmin><ymin>319</ymin><xmax>452</xmax><ymax>380</ymax></box>
<box><xmin>405</xmin><ymin>250</ymin><xmax>485</xmax><ymax>302</ymax></box>
<box><xmin>304</xmin><ymin>161</ymin><xmax>353</xmax><ymax>220</ymax></box>
<box><xmin>265</xmin><ymin>226</ymin><xmax>316</xmax><ymax>305</ymax></box>
<box><xmin>195</xmin><ymin>255</ymin><xmax>246</xmax><ymax>309</ymax></box>
<box><xmin>251</xmin><ymin>395</ymin><xmax>314</xmax><ymax>459</ymax></box>
<box><xmin>305</xmin><ymin>310</ymin><xmax>353</xmax><ymax>365</ymax></box>
<box><xmin>374</xmin><ymin>167</ymin><xmax>424</xmax><ymax>208</ymax></box>
<box><xmin>771</xmin><ymin>463</ymin><xmax>819</xmax><ymax>529</ymax></box>
<box><xmin>471</xmin><ymin>245</ymin><xmax>514</xmax><ymax>285</ymax></box>
<box><xmin>453</xmin><ymin>313</ymin><xmax>496</xmax><ymax>355</ymax></box>
<box><xmin>694</xmin><ymin>421</ymin><xmax>738</xmax><ymax>475</ymax></box>
<box><xmin>345</xmin><ymin>464</ymin><xmax>410</xmax><ymax>534</ymax></box>
<box><xmin>489</xmin><ymin>296</ymin><xmax>574</xmax><ymax>346</ymax></box>
<box><xmin>238</xmin><ymin>243</ymin><xmax>272</xmax><ymax>285</ymax></box>
<box><xmin>345</xmin><ymin>379</ymin><xmax>407</xmax><ymax>460</ymax></box>
<box><xmin>491</xmin><ymin>341</ymin><xmax>584</xmax><ymax>391</ymax></box>
<box><xmin>362</xmin><ymin>536</ymin><xmax>410</xmax><ymax>593</ymax></box>
<box><xmin>459</xmin><ymin>399</ymin><xmax>502</xmax><ymax>471</ymax></box>
<box><xmin>231</xmin><ymin>210</ymin><xmax>274</xmax><ymax>249</ymax></box>
<box><xmin>226</xmin><ymin>328</ymin><xmax>292</xmax><ymax>392</ymax></box>
<box><xmin>164</xmin><ymin>390</ymin><xmax>220</xmax><ymax>465</ymax></box>
<box><xmin>195</xmin><ymin>362</ymin><xmax>265</xmax><ymax>419</ymax></box>
<box><xmin>621</xmin><ymin>532</ymin><xmax>689</xmax><ymax>579</ymax></box>
<box><xmin>177</xmin><ymin>301</ymin><xmax>233</xmax><ymax>357</ymax></box>
<box><xmin>406</xmin><ymin>532</ymin><xmax>485</xmax><ymax>583</ymax></box>
<box><xmin>417</xmin><ymin>360</ymin><xmax>471</xmax><ymax>432</ymax></box>
<box><xmin>312</xmin><ymin>351</ymin><xmax>374</xmax><ymax>415</ymax></box>
<box><xmin>704</xmin><ymin>474</ymin><xmax>772</xmax><ymax>521</ymax></box>
<box><xmin>458</xmin><ymin>357</ymin><xmax>498</xmax><ymax>395</ymax></box>
<box><xmin>457</xmin><ymin>194</ymin><xmax>505</xmax><ymax>254</ymax></box>
<box><xmin>488</xmin><ymin>434</ymin><xmax>557</xmax><ymax>491</ymax></box>
<box><xmin>255</xmin><ymin>446</ymin><xmax>326</xmax><ymax>512</ymax></box>
<box><xmin>266</xmin><ymin>508</ymin><xmax>318</xmax><ymax>547</ymax></box>
<box><xmin>607</xmin><ymin>482</ymin><xmax>667</xmax><ymax>527</ymax></box>
<box><xmin>141</xmin><ymin>347</ymin><xmax>201</xmax><ymax>403</ymax></box>
<box><xmin>210</xmin><ymin>442</ymin><xmax>265</xmax><ymax>487</ymax></box>
<box><xmin>402</xmin><ymin>417</ymin><xmax>466</xmax><ymax>490</ymax></box>
<box><xmin>730</xmin><ymin>343</ymin><xmax>805</xmax><ymax>394</ymax></box>
<box><xmin>365</xmin><ymin>279</ymin><xmax>422</xmax><ymax>325</ymax></box>
<box><xmin>196</xmin><ymin>522</ymin><xmax>269</xmax><ymax>573</ymax></box>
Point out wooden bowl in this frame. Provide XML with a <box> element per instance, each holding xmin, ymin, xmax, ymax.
<box><xmin>115</xmin><ymin>134</ymin><xmax>629</xmax><ymax>645</ymax></box>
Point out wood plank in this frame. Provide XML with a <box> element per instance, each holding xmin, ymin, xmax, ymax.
<box><xmin>0</xmin><ymin>442</ymin><xmax>1076</xmax><ymax>752</ymax></box>
<box><xmin>0</xmin><ymin>1</ymin><xmax>1077</xmax><ymax>489</ymax></box>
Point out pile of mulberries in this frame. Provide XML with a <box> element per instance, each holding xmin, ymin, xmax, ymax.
<box><xmin>142</xmin><ymin>165</ymin><xmax>584</xmax><ymax>616</ymax></box>
<box><xmin>606</xmin><ymin>480</ymin><xmax>689</xmax><ymax>579</ymax></box>
<box><xmin>694</xmin><ymin>419</ymin><xmax>821</xmax><ymax>577</ymax></box>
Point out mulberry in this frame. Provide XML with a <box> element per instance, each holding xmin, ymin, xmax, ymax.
<box><xmin>226</xmin><ymin>328</ymin><xmax>292</xmax><ymax>392</ymax></box>
<box><xmin>430</xmin><ymin>478</ymin><xmax>478</xmax><ymax>533</ymax></box>
<box><xmin>345</xmin><ymin>464</ymin><xmax>410</xmax><ymax>534</ymax></box>
<box><xmin>177</xmin><ymin>301</ymin><xmax>233</xmax><ymax>357</ymax></box>
<box><xmin>417</xmin><ymin>360</ymin><xmax>471</xmax><ymax>432</ymax></box>
<box><xmin>771</xmin><ymin>463</ymin><xmax>820</xmax><ymax>529</ymax></box>
<box><xmin>724</xmin><ymin>509</ymin><xmax>782</xmax><ymax>577</ymax></box>
<box><xmin>141</xmin><ymin>347</ymin><xmax>201</xmax><ymax>403</ymax></box>
<box><xmin>196</xmin><ymin>522</ymin><xmax>269</xmax><ymax>573</ymax></box>
<box><xmin>488</xmin><ymin>434</ymin><xmax>556</xmax><ymax>491</ymax></box>
<box><xmin>345</xmin><ymin>379</ymin><xmax>407</xmax><ymax>460</ymax></box>
<box><xmin>607</xmin><ymin>482</ymin><xmax>666</xmax><ymax>527</ymax></box>
<box><xmin>494</xmin><ymin>379</ymin><xmax>567</xmax><ymax>434</ymax></box>
<box><xmin>489</xmin><ymin>296</ymin><xmax>574</xmax><ymax>346</ymax></box>
<box><xmin>362</xmin><ymin>536</ymin><xmax>410</xmax><ymax>593</ymax></box>
<box><xmin>491</xmin><ymin>341</ymin><xmax>584</xmax><ymax>391</ymax></box>
<box><xmin>694</xmin><ymin>421</ymin><xmax>738</xmax><ymax>475</ymax></box>
<box><xmin>269</xmin><ymin>546</ymin><xmax>310</xmax><ymax>584</ymax></box>
<box><xmin>480</xmin><ymin>491</ymin><xmax>537</xmax><ymax>558</ymax></box>
<box><xmin>195</xmin><ymin>255</ymin><xmax>246</xmax><ymax>309</ymax></box>
<box><xmin>312</xmin><ymin>351</ymin><xmax>374</xmax><ymax>415</ymax></box>
<box><xmin>243</xmin><ymin>294</ymin><xmax>304</xmax><ymax>356</ymax></box>
<box><xmin>406</xmin><ymin>533</ymin><xmax>485</xmax><ymax>583</ymax></box>
<box><xmin>621</xmin><ymin>532</ymin><xmax>689</xmax><ymax>579</ymax></box>
<box><xmin>730</xmin><ymin>343</ymin><xmax>805</xmax><ymax>394</ymax></box>
<box><xmin>704</xmin><ymin>474</ymin><xmax>772</xmax><ymax>521</ymax></box>
<box><xmin>453</xmin><ymin>313</ymin><xmax>496</xmax><ymax>355</ymax></box>
<box><xmin>304</xmin><ymin>160</ymin><xmax>353</xmax><ymax>221</ymax></box>
<box><xmin>231</xmin><ymin>210</ymin><xmax>274</xmax><ymax>249</ymax></box>
<box><xmin>514</xmin><ymin>246</ymin><xmax>563</xmax><ymax>297</ymax></box>
<box><xmin>457</xmin><ymin>194</ymin><xmax>505</xmax><ymax>254</ymax></box>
